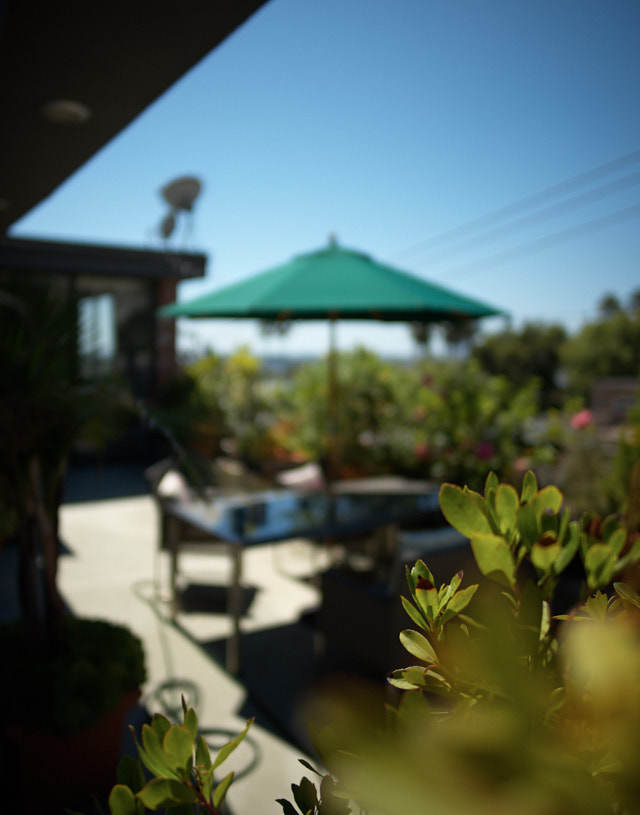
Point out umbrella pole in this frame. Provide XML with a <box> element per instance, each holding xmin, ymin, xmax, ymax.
<box><xmin>327</xmin><ymin>317</ymin><xmax>339</xmax><ymax>484</ymax></box>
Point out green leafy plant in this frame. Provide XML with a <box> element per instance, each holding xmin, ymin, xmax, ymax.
<box><xmin>409</xmin><ymin>358</ymin><xmax>546</xmax><ymax>490</ymax></box>
<box><xmin>278</xmin><ymin>470</ymin><xmax>640</xmax><ymax>815</ymax></box>
<box><xmin>281</xmin><ymin>347</ymin><xmax>413</xmax><ymax>477</ymax></box>
<box><xmin>0</xmin><ymin>282</ymin><xmax>147</xmax><ymax>811</ymax></box>
<box><xmin>278</xmin><ymin>352</ymin><xmax>549</xmax><ymax>485</ymax></box>
<box><xmin>0</xmin><ymin>280</ymin><xmax>132</xmax><ymax>652</ymax></box>
<box><xmin>0</xmin><ymin>617</ymin><xmax>146</xmax><ymax>736</ymax></box>
<box><xmin>472</xmin><ymin>321</ymin><xmax>568</xmax><ymax>409</ymax></box>
<box><xmin>437</xmin><ymin>470</ymin><xmax>640</xmax><ymax>600</ymax></box>
<box><xmin>154</xmin><ymin>347</ymin><xmax>285</xmax><ymax>473</ymax></box>
<box><xmin>97</xmin><ymin>700</ymin><xmax>253</xmax><ymax>815</ymax></box>
<box><xmin>560</xmin><ymin>292</ymin><xmax>640</xmax><ymax>400</ymax></box>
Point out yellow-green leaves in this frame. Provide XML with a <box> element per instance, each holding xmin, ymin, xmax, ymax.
<box><xmin>520</xmin><ymin>469</ymin><xmax>538</xmax><ymax>503</ymax></box>
<box><xmin>213</xmin><ymin>772</ymin><xmax>235</xmax><ymax>811</ymax></box>
<box><xmin>212</xmin><ymin>716</ymin><xmax>253</xmax><ymax>772</ymax></box>
<box><xmin>441</xmin><ymin>584</ymin><xmax>478</xmax><ymax>622</ymax></box>
<box><xmin>494</xmin><ymin>484</ymin><xmax>520</xmax><ymax>535</ymax></box>
<box><xmin>167</xmin><ymin>725</ymin><xmax>196</xmax><ymax>775</ymax></box>
<box><xmin>529</xmin><ymin>485</ymin><xmax>563</xmax><ymax>518</ymax></box>
<box><xmin>614</xmin><ymin>581</ymin><xmax>640</xmax><ymax>611</ymax></box>
<box><xmin>531</xmin><ymin>534</ymin><xmax>562</xmax><ymax>572</ymax></box>
<box><xmin>183</xmin><ymin>705</ymin><xmax>198</xmax><ymax>740</ymax></box>
<box><xmin>388</xmin><ymin>664</ymin><xmax>452</xmax><ymax>694</ymax></box>
<box><xmin>580</xmin><ymin>515</ymin><xmax>640</xmax><ymax>591</ymax></box>
<box><xmin>399</xmin><ymin>630</ymin><xmax>438</xmax><ymax>664</ymax></box>
<box><xmin>136</xmin><ymin>778</ymin><xmax>196</xmax><ymax>809</ymax></box>
<box><xmin>402</xmin><ymin>560</ymin><xmax>478</xmax><ymax>641</ymax></box>
<box><xmin>471</xmin><ymin>534</ymin><xmax>516</xmax><ymax>589</ymax></box>
<box><xmin>416</xmin><ymin>578</ymin><xmax>440</xmax><ymax>623</ymax></box>
<box><xmin>397</xmin><ymin>561</ymin><xmax>478</xmax><ymax>697</ymax></box>
<box><xmin>439</xmin><ymin>483</ymin><xmax>494</xmax><ymax>538</ymax></box>
<box><xmin>138</xmin><ymin>721</ymin><xmax>177</xmax><ymax>779</ymax></box>
<box><xmin>401</xmin><ymin>594</ymin><xmax>429</xmax><ymax>632</ymax></box>
<box><xmin>584</xmin><ymin>544</ymin><xmax>618</xmax><ymax>590</ymax></box>
<box><xmin>517</xmin><ymin>502</ymin><xmax>540</xmax><ymax>550</ymax></box>
<box><xmin>281</xmin><ymin>467</ymin><xmax>640</xmax><ymax>815</ymax></box>
<box><xmin>111</xmin><ymin>704</ymin><xmax>253</xmax><ymax>815</ymax></box>
<box><xmin>108</xmin><ymin>784</ymin><xmax>140</xmax><ymax>815</ymax></box>
<box><xmin>116</xmin><ymin>754</ymin><xmax>146</xmax><ymax>795</ymax></box>
<box><xmin>438</xmin><ymin>471</ymin><xmax>606</xmax><ymax>596</ymax></box>
<box><xmin>441</xmin><ymin>475</ymin><xmax>566</xmax><ymax>592</ymax></box>
<box><xmin>195</xmin><ymin>734</ymin><xmax>214</xmax><ymax>802</ymax></box>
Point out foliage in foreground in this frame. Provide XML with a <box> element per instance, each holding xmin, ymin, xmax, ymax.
<box><xmin>279</xmin><ymin>468</ymin><xmax>640</xmax><ymax>815</ymax></box>
<box><xmin>0</xmin><ymin>617</ymin><xmax>146</xmax><ymax>736</ymax></box>
<box><xmin>87</xmin><ymin>700</ymin><xmax>253</xmax><ymax>815</ymax></box>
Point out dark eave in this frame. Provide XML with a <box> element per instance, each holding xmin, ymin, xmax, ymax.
<box><xmin>0</xmin><ymin>236</ymin><xmax>206</xmax><ymax>280</ymax></box>
<box><xmin>0</xmin><ymin>0</ymin><xmax>269</xmax><ymax>234</ymax></box>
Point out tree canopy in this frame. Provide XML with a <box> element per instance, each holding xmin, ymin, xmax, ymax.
<box><xmin>472</xmin><ymin>322</ymin><xmax>567</xmax><ymax>408</ymax></box>
<box><xmin>561</xmin><ymin>291</ymin><xmax>640</xmax><ymax>399</ymax></box>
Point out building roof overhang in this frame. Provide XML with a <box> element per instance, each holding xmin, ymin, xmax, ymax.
<box><xmin>0</xmin><ymin>0</ymin><xmax>269</xmax><ymax>234</ymax></box>
<box><xmin>0</xmin><ymin>235</ymin><xmax>207</xmax><ymax>280</ymax></box>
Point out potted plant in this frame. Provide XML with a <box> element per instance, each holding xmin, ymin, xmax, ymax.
<box><xmin>1</xmin><ymin>617</ymin><xmax>146</xmax><ymax>811</ymax></box>
<box><xmin>0</xmin><ymin>280</ymin><xmax>146</xmax><ymax>811</ymax></box>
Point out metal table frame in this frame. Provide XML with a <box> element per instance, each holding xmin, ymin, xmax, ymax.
<box><xmin>157</xmin><ymin>480</ymin><xmax>440</xmax><ymax>675</ymax></box>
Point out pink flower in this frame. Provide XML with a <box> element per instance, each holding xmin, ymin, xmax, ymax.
<box><xmin>570</xmin><ymin>409</ymin><xmax>593</xmax><ymax>430</ymax></box>
<box><xmin>474</xmin><ymin>440</ymin><xmax>495</xmax><ymax>461</ymax></box>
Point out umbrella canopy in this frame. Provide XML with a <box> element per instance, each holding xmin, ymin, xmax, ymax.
<box><xmin>160</xmin><ymin>241</ymin><xmax>503</xmax><ymax>323</ymax></box>
<box><xmin>160</xmin><ymin>240</ymin><xmax>505</xmax><ymax>481</ymax></box>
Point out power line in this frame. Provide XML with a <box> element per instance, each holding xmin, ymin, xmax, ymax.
<box><xmin>391</xmin><ymin>147</ymin><xmax>640</xmax><ymax>263</ymax></box>
<box><xmin>408</xmin><ymin>169</ymin><xmax>640</xmax><ymax>267</ymax></box>
<box><xmin>435</xmin><ymin>200</ymin><xmax>640</xmax><ymax>281</ymax></box>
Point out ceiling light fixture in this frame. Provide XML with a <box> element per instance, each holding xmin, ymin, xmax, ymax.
<box><xmin>41</xmin><ymin>99</ymin><xmax>91</xmax><ymax>125</ymax></box>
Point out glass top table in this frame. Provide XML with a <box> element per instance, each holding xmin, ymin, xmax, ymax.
<box><xmin>166</xmin><ymin>479</ymin><xmax>441</xmax><ymax>545</ymax></box>
<box><xmin>159</xmin><ymin>478</ymin><xmax>442</xmax><ymax>674</ymax></box>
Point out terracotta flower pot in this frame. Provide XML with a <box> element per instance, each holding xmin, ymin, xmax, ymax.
<box><xmin>7</xmin><ymin>688</ymin><xmax>140</xmax><ymax>814</ymax></box>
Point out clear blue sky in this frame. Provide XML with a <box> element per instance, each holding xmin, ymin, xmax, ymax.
<box><xmin>12</xmin><ymin>0</ymin><xmax>640</xmax><ymax>358</ymax></box>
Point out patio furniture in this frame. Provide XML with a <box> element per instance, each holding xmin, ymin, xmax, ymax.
<box><xmin>147</xmin><ymin>472</ymin><xmax>442</xmax><ymax>675</ymax></box>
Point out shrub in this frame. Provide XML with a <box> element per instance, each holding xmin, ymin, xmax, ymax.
<box><xmin>280</xmin><ymin>353</ymin><xmax>550</xmax><ymax>487</ymax></box>
<box><xmin>96</xmin><ymin>701</ymin><xmax>252</xmax><ymax>815</ymax></box>
<box><xmin>282</xmin><ymin>348</ymin><xmax>415</xmax><ymax>475</ymax></box>
<box><xmin>279</xmin><ymin>469</ymin><xmax>640</xmax><ymax>815</ymax></box>
<box><xmin>0</xmin><ymin>617</ymin><xmax>146</xmax><ymax>736</ymax></box>
<box><xmin>408</xmin><ymin>359</ymin><xmax>545</xmax><ymax>490</ymax></box>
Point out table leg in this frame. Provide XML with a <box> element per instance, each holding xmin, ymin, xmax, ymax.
<box><xmin>382</xmin><ymin>523</ymin><xmax>399</xmax><ymax>560</ymax></box>
<box><xmin>164</xmin><ymin>513</ymin><xmax>181</xmax><ymax>620</ymax></box>
<box><xmin>227</xmin><ymin>544</ymin><xmax>244</xmax><ymax>675</ymax></box>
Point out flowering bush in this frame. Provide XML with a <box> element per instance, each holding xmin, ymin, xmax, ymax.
<box><xmin>280</xmin><ymin>348</ymin><xmax>417</xmax><ymax>476</ymax></box>
<box><xmin>277</xmin><ymin>353</ymin><xmax>554</xmax><ymax>487</ymax></box>
<box><xmin>163</xmin><ymin>349</ymin><xmax>556</xmax><ymax>490</ymax></box>
<box><xmin>407</xmin><ymin>359</ymin><xmax>547</xmax><ymax>490</ymax></box>
<box><xmin>570</xmin><ymin>408</ymin><xmax>593</xmax><ymax>430</ymax></box>
<box><xmin>152</xmin><ymin>348</ymin><xmax>285</xmax><ymax>471</ymax></box>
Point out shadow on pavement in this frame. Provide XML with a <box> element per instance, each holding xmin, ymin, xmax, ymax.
<box><xmin>182</xmin><ymin>611</ymin><xmax>390</xmax><ymax>758</ymax></box>
<box><xmin>63</xmin><ymin>464</ymin><xmax>151</xmax><ymax>504</ymax></box>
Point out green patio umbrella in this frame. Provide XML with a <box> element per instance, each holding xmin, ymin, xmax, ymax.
<box><xmin>160</xmin><ymin>239</ymin><xmax>504</xmax><ymax>477</ymax></box>
<box><xmin>161</xmin><ymin>238</ymin><xmax>502</xmax><ymax>323</ymax></box>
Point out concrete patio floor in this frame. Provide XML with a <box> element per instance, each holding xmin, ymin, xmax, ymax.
<box><xmin>55</xmin><ymin>467</ymin><xmax>332</xmax><ymax>814</ymax></box>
